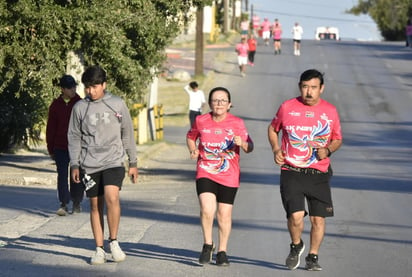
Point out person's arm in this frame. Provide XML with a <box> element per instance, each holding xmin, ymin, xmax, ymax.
<box><xmin>186</xmin><ymin>137</ymin><xmax>199</xmax><ymax>160</ymax></box>
<box><xmin>46</xmin><ymin>103</ymin><xmax>56</xmax><ymax>159</ymax></box>
<box><xmin>120</xmin><ymin>101</ymin><xmax>138</xmax><ymax>183</ymax></box>
<box><xmin>268</xmin><ymin>124</ymin><xmax>285</xmax><ymax>165</ymax></box>
<box><xmin>68</xmin><ymin>106</ymin><xmax>82</xmax><ymax>183</ymax></box>
<box><xmin>184</xmin><ymin>85</ymin><xmax>191</xmax><ymax>94</ymax></box>
<box><xmin>234</xmin><ymin>135</ymin><xmax>254</xmax><ymax>153</ymax></box>
<box><xmin>317</xmin><ymin>139</ymin><xmax>343</xmax><ymax>160</ymax></box>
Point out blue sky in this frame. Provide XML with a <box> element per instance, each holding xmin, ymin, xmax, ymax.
<box><xmin>247</xmin><ymin>0</ymin><xmax>381</xmax><ymax>41</ymax></box>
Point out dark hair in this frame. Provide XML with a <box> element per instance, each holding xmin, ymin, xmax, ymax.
<box><xmin>208</xmin><ymin>86</ymin><xmax>231</xmax><ymax>104</ymax></box>
<box><xmin>81</xmin><ymin>65</ymin><xmax>107</xmax><ymax>87</ymax></box>
<box><xmin>59</xmin><ymin>74</ymin><xmax>77</xmax><ymax>88</ymax></box>
<box><xmin>189</xmin><ymin>81</ymin><xmax>198</xmax><ymax>89</ymax></box>
<box><xmin>299</xmin><ymin>69</ymin><xmax>324</xmax><ymax>86</ymax></box>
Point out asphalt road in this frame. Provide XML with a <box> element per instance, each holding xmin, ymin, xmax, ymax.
<box><xmin>0</xmin><ymin>38</ymin><xmax>411</xmax><ymax>276</ymax></box>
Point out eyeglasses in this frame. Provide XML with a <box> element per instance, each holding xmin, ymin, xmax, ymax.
<box><xmin>211</xmin><ymin>99</ymin><xmax>229</xmax><ymax>104</ymax></box>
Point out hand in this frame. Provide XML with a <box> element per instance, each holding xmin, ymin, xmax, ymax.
<box><xmin>189</xmin><ymin>149</ymin><xmax>199</xmax><ymax>160</ymax></box>
<box><xmin>71</xmin><ymin>168</ymin><xmax>81</xmax><ymax>183</ymax></box>
<box><xmin>234</xmin><ymin>135</ymin><xmax>243</xmax><ymax>147</ymax></box>
<box><xmin>316</xmin><ymin>147</ymin><xmax>330</xmax><ymax>160</ymax></box>
<box><xmin>274</xmin><ymin>149</ymin><xmax>285</xmax><ymax>165</ymax></box>
<box><xmin>129</xmin><ymin>167</ymin><xmax>139</xmax><ymax>184</ymax></box>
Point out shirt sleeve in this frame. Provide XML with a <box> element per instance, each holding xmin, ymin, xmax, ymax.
<box><xmin>120</xmin><ymin>100</ymin><xmax>138</xmax><ymax>168</ymax></box>
<box><xmin>67</xmin><ymin>104</ymin><xmax>82</xmax><ymax>169</ymax></box>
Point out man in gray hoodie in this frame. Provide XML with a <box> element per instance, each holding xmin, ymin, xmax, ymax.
<box><xmin>68</xmin><ymin>65</ymin><xmax>138</xmax><ymax>265</ymax></box>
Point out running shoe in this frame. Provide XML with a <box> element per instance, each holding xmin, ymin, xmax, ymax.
<box><xmin>216</xmin><ymin>251</ymin><xmax>230</xmax><ymax>266</ymax></box>
<box><xmin>198</xmin><ymin>243</ymin><xmax>215</xmax><ymax>265</ymax></box>
<box><xmin>305</xmin><ymin>253</ymin><xmax>323</xmax><ymax>271</ymax></box>
<box><xmin>285</xmin><ymin>240</ymin><xmax>305</xmax><ymax>270</ymax></box>
<box><xmin>109</xmin><ymin>240</ymin><xmax>126</xmax><ymax>262</ymax></box>
<box><xmin>56</xmin><ymin>204</ymin><xmax>68</xmax><ymax>216</ymax></box>
<box><xmin>91</xmin><ymin>247</ymin><xmax>106</xmax><ymax>265</ymax></box>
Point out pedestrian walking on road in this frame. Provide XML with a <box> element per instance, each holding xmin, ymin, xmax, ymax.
<box><xmin>247</xmin><ymin>34</ymin><xmax>257</xmax><ymax>66</ymax></box>
<box><xmin>186</xmin><ymin>87</ymin><xmax>254</xmax><ymax>266</ymax></box>
<box><xmin>405</xmin><ymin>19</ymin><xmax>412</xmax><ymax>48</ymax></box>
<box><xmin>235</xmin><ymin>37</ymin><xmax>249</xmax><ymax>77</ymax></box>
<box><xmin>267</xmin><ymin>69</ymin><xmax>342</xmax><ymax>271</ymax></box>
<box><xmin>184</xmin><ymin>81</ymin><xmax>206</xmax><ymax>127</ymax></box>
<box><xmin>292</xmin><ymin>22</ymin><xmax>303</xmax><ymax>56</ymax></box>
<box><xmin>261</xmin><ymin>17</ymin><xmax>271</xmax><ymax>46</ymax></box>
<box><xmin>240</xmin><ymin>18</ymin><xmax>249</xmax><ymax>39</ymax></box>
<box><xmin>46</xmin><ymin>74</ymin><xmax>84</xmax><ymax>216</ymax></box>
<box><xmin>272</xmin><ymin>19</ymin><xmax>282</xmax><ymax>55</ymax></box>
<box><xmin>68</xmin><ymin>65</ymin><xmax>138</xmax><ymax>265</ymax></box>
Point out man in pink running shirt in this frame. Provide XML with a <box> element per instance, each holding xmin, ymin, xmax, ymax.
<box><xmin>261</xmin><ymin>18</ymin><xmax>271</xmax><ymax>46</ymax></box>
<box><xmin>268</xmin><ymin>69</ymin><xmax>342</xmax><ymax>271</ymax></box>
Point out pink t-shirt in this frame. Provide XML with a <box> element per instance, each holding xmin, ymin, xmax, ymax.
<box><xmin>261</xmin><ymin>20</ymin><xmax>271</xmax><ymax>31</ymax></box>
<box><xmin>252</xmin><ymin>16</ymin><xmax>260</xmax><ymax>29</ymax></box>
<box><xmin>270</xmin><ymin>97</ymin><xmax>342</xmax><ymax>172</ymax></box>
<box><xmin>240</xmin><ymin>21</ymin><xmax>249</xmax><ymax>31</ymax></box>
<box><xmin>236</xmin><ymin>42</ymin><xmax>249</xmax><ymax>57</ymax></box>
<box><xmin>272</xmin><ymin>27</ymin><xmax>282</xmax><ymax>40</ymax></box>
<box><xmin>187</xmin><ymin>113</ymin><xmax>251</xmax><ymax>188</ymax></box>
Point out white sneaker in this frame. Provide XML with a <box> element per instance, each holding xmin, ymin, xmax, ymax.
<box><xmin>110</xmin><ymin>240</ymin><xmax>126</xmax><ymax>262</ymax></box>
<box><xmin>91</xmin><ymin>247</ymin><xmax>106</xmax><ymax>265</ymax></box>
<box><xmin>56</xmin><ymin>205</ymin><xmax>67</xmax><ymax>216</ymax></box>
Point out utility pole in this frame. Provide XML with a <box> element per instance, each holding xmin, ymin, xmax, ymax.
<box><xmin>223</xmin><ymin>0</ymin><xmax>229</xmax><ymax>33</ymax></box>
<box><xmin>195</xmin><ymin>5</ymin><xmax>204</xmax><ymax>77</ymax></box>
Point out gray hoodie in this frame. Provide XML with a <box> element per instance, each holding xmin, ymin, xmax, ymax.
<box><xmin>68</xmin><ymin>91</ymin><xmax>137</xmax><ymax>174</ymax></box>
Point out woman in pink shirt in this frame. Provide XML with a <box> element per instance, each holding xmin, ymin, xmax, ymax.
<box><xmin>235</xmin><ymin>37</ymin><xmax>249</xmax><ymax>77</ymax></box>
<box><xmin>272</xmin><ymin>19</ymin><xmax>282</xmax><ymax>55</ymax></box>
<box><xmin>187</xmin><ymin>87</ymin><xmax>254</xmax><ymax>266</ymax></box>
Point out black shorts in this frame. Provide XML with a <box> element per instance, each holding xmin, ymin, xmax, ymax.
<box><xmin>82</xmin><ymin>167</ymin><xmax>125</xmax><ymax>198</ymax></box>
<box><xmin>280</xmin><ymin>168</ymin><xmax>333</xmax><ymax>218</ymax></box>
<box><xmin>196</xmin><ymin>178</ymin><xmax>238</xmax><ymax>205</ymax></box>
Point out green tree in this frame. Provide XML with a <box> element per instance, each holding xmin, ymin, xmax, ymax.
<box><xmin>348</xmin><ymin>0</ymin><xmax>412</xmax><ymax>40</ymax></box>
<box><xmin>0</xmin><ymin>0</ymin><xmax>199</xmax><ymax>152</ymax></box>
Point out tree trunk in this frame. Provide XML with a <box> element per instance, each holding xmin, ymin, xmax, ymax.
<box><xmin>195</xmin><ymin>6</ymin><xmax>204</xmax><ymax>77</ymax></box>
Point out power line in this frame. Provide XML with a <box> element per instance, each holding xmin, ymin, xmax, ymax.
<box><xmin>254</xmin><ymin>8</ymin><xmax>373</xmax><ymax>24</ymax></box>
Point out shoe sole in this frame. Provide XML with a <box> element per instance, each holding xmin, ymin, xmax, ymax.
<box><xmin>306</xmin><ymin>266</ymin><xmax>323</xmax><ymax>271</ymax></box>
<box><xmin>286</xmin><ymin>244</ymin><xmax>305</xmax><ymax>270</ymax></box>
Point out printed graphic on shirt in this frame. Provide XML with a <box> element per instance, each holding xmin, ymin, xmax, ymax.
<box><xmin>89</xmin><ymin>112</ymin><xmax>111</xmax><ymax>125</ymax></box>
<box><xmin>285</xmin><ymin>119</ymin><xmax>330</xmax><ymax>167</ymax></box>
<box><xmin>200</xmin><ymin>129</ymin><xmax>236</xmax><ymax>174</ymax></box>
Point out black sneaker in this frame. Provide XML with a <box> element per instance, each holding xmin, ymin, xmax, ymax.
<box><xmin>198</xmin><ymin>243</ymin><xmax>215</xmax><ymax>265</ymax></box>
<box><xmin>285</xmin><ymin>240</ymin><xmax>305</xmax><ymax>270</ymax></box>
<box><xmin>305</xmin><ymin>253</ymin><xmax>322</xmax><ymax>271</ymax></box>
<box><xmin>216</xmin><ymin>251</ymin><xmax>230</xmax><ymax>266</ymax></box>
<box><xmin>72</xmin><ymin>202</ymin><xmax>81</xmax><ymax>214</ymax></box>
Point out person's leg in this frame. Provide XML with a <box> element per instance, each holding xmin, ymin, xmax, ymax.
<box><xmin>216</xmin><ymin>202</ymin><xmax>233</xmax><ymax>252</ymax></box>
<box><xmin>90</xmin><ymin>196</ymin><xmax>105</xmax><ymax>247</ymax></box>
<box><xmin>189</xmin><ymin>110</ymin><xmax>196</xmax><ymax>127</ymax></box>
<box><xmin>198</xmin><ymin>192</ymin><xmax>217</xmax><ymax>245</ymax></box>
<box><xmin>70</xmin><ymin>165</ymin><xmax>84</xmax><ymax>211</ymax></box>
<box><xmin>54</xmin><ymin>149</ymin><xmax>70</xmax><ymax>205</ymax></box>
<box><xmin>105</xmin><ymin>185</ymin><xmax>121</xmax><ymax>240</ymax></box>
<box><xmin>308</xmin><ymin>216</ymin><xmax>325</xmax><ymax>254</ymax></box>
<box><xmin>288</xmin><ymin>211</ymin><xmax>305</xmax><ymax>244</ymax></box>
